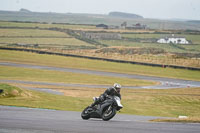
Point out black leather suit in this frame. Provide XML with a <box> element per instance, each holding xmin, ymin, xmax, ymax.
<box><xmin>91</xmin><ymin>87</ymin><xmax>121</xmax><ymax>107</ymax></box>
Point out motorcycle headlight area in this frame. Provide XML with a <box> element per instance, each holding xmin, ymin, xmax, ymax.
<box><xmin>114</xmin><ymin>96</ymin><xmax>123</xmax><ymax>108</ymax></box>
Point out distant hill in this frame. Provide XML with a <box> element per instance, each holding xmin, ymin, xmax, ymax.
<box><xmin>109</xmin><ymin>11</ymin><xmax>143</xmax><ymax>19</ymax></box>
<box><xmin>0</xmin><ymin>10</ymin><xmax>200</xmax><ymax>30</ymax></box>
<box><xmin>187</xmin><ymin>20</ymin><xmax>200</xmax><ymax>24</ymax></box>
<box><xmin>19</xmin><ymin>8</ymin><xmax>32</xmax><ymax>13</ymax></box>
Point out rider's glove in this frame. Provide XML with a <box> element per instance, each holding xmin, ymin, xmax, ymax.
<box><xmin>105</xmin><ymin>94</ymin><xmax>110</xmax><ymax>98</ymax></box>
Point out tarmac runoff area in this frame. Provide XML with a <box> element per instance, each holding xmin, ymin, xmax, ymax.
<box><xmin>1</xmin><ymin>62</ymin><xmax>200</xmax><ymax>95</ymax></box>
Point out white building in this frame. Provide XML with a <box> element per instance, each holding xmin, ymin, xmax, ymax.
<box><xmin>157</xmin><ymin>35</ymin><xmax>189</xmax><ymax>44</ymax></box>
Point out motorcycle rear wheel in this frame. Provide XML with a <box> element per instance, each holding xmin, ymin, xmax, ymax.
<box><xmin>102</xmin><ymin>107</ymin><xmax>116</xmax><ymax>121</ymax></box>
<box><xmin>81</xmin><ymin>107</ymin><xmax>90</xmax><ymax>120</ymax></box>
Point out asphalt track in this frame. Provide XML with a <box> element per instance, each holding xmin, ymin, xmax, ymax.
<box><xmin>1</xmin><ymin>106</ymin><xmax>200</xmax><ymax>133</ymax></box>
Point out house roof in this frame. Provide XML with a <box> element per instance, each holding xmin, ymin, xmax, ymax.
<box><xmin>96</xmin><ymin>24</ymin><xmax>108</xmax><ymax>28</ymax></box>
<box><xmin>160</xmin><ymin>34</ymin><xmax>186</xmax><ymax>39</ymax></box>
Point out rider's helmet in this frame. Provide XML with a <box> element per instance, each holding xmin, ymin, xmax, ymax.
<box><xmin>113</xmin><ymin>83</ymin><xmax>121</xmax><ymax>93</ymax></box>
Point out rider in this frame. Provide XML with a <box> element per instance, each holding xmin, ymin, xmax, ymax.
<box><xmin>90</xmin><ymin>83</ymin><xmax>121</xmax><ymax>107</ymax></box>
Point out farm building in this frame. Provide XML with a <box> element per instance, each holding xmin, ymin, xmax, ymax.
<box><xmin>126</xmin><ymin>23</ymin><xmax>147</xmax><ymax>30</ymax></box>
<box><xmin>96</xmin><ymin>24</ymin><xmax>120</xmax><ymax>29</ymax></box>
<box><xmin>96</xmin><ymin>24</ymin><xmax>108</xmax><ymax>29</ymax></box>
<box><xmin>157</xmin><ymin>34</ymin><xmax>190</xmax><ymax>44</ymax></box>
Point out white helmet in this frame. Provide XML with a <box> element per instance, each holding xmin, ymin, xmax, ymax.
<box><xmin>113</xmin><ymin>83</ymin><xmax>121</xmax><ymax>89</ymax></box>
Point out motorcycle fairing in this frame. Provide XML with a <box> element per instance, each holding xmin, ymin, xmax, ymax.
<box><xmin>89</xmin><ymin>99</ymin><xmax>113</xmax><ymax>118</ymax></box>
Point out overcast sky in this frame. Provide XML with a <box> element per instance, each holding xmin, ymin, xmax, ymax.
<box><xmin>0</xmin><ymin>0</ymin><xmax>200</xmax><ymax>20</ymax></box>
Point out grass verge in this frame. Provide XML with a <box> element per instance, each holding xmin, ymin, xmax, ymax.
<box><xmin>150</xmin><ymin>117</ymin><xmax>200</xmax><ymax>123</ymax></box>
<box><xmin>0</xmin><ymin>83</ymin><xmax>91</xmax><ymax>111</ymax></box>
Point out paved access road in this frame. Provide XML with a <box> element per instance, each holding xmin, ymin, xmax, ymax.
<box><xmin>0</xmin><ymin>106</ymin><xmax>200</xmax><ymax>133</ymax></box>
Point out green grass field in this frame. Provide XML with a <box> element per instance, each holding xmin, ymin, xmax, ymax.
<box><xmin>0</xmin><ymin>28</ymin><xmax>94</xmax><ymax>48</ymax></box>
<box><xmin>122</xmin><ymin>34</ymin><xmax>164</xmax><ymax>39</ymax></box>
<box><xmin>0</xmin><ymin>21</ymin><xmax>96</xmax><ymax>30</ymax></box>
<box><xmin>0</xmin><ymin>29</ymin><xmax>70</xmax><ymax>37</ymax></box>
<box><xmin>0</xmin><ymin>38</ymin><xmax>93</xmax><ymax>47</ymax></box>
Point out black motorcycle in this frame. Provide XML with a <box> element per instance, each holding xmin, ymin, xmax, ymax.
<box><xmin>81</xmin><ymin>96</ymin><xmax>123</xmax><ymax>121</ymax></box>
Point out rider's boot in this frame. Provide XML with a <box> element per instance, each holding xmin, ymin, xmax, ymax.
<box><xmin>89</xmin><ymin>97</ymin><xmax>99</xmax><ymax>107</ymax></box>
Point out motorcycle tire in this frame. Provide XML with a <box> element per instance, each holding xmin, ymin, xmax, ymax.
<box><xmin>81</xmin><ymin>107</ymin><xmax>90</xmax><ymax>120</ymax></box>
<box><xmin>102</xmin><ymin>107</ymin><xmax>116</xmax><ymax>121</ymax></box>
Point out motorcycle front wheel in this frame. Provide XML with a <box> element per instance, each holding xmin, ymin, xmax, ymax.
<box><xmin>102</xmin><ymin>107</ymin><xmax>116</xmax><ymax>121</ymax></box>
<box><xmin>81</xmin><ymin>107</ymin><xmax>90</xmax><ymax>120</ymax></box>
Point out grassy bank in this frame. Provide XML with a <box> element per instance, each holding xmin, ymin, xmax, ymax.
<box><xmin>1</xmin><ymin>50</ymin><xmax>200</xmax><ymax>81</ymax></box>
<box><xmin>0</xmin><ymin>83</ymin><xmax>91</xmax><ymax>111</ymax></box>
<box><xmin>0</xmin><ymin>83</ymin><xmax>23</xmax><ymax>98</ymax></box>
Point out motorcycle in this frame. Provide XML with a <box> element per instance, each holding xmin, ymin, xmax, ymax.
<box><xmin>81</xmin><ymin>96</ymin><xmax>123</xmax><ymax>121</ymax></box>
